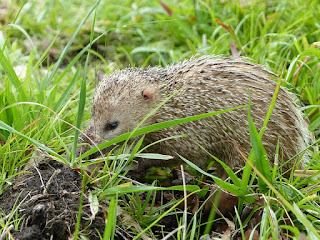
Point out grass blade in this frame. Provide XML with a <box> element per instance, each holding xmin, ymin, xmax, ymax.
<box><xmin>179</xmin><ymin>155</ymin><xmax>254</xmax><ymax>200</ymax></box>
<box><xmin>71</xmin><ymin>10</ymin><xmax>97</xmax><ymax>166</ymax></box>
<box><xmin>247</xmin><ymin>92</ymin><xmax>272</xmax><ymax>193</ymax></box>
<box><xmin>79</xmin><ymin>104</ymin><xmax>249</xmax><ymax>159</ymax></box>
<box><xmin>241</xmin><ymin>75</ymin><xmax>282</xmax><ymax>190</ymax></box>
<box><xmin>103</xmin><ymin>196</ymin><xmax>117</xmax><ymax>240</ymax></box>
<box><xmin>0</xmin><ymin>120</ymin><xmax>65</xmax><ymax>163</ymax></box>
<box><xmin>53</xmin><ymin>67</ymin><xmax>80</xmax><ymax>113</ymax></box>
<box><xmin>0</xmin><ymin>48</ymin><xmax>27</xmax><ymax>101</ymax></box>
<box><xmin>197</xmin><ymin>144</ymin><xmax>242</xmax><ymax>186</ymax></box>
<box><xmin>40</xmin><ymin>0</ymin><xmax>100</xmax><ymax>94</ymax></box>
<box><xmin>100</xmin><ymin>184</ymin><xmax>200</xmax><ymax>198</ymax></box>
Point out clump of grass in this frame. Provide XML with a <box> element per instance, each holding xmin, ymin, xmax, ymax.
<box><xmin>0</xmin><ymin>0</ymin><xmax>319</xmax><ymax>239</ymax></box>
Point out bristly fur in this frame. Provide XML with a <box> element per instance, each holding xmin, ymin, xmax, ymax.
<box><xmin>80</xmin><ymin>55</ymin><xmax>311</xmax><ymax>175</ymax></box>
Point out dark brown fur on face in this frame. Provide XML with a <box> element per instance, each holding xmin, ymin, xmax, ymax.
<box><xmin>78</xmin><ymin>55</ymin><xmax>311</xmax><ymax>175</ymax></box>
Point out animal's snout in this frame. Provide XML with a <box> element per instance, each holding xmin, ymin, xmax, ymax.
<box><xmin>76</xmin><ymin>132</ymin><xmax>107</xmax><ymax>159</ymax></box>
<box><xmin>76</xmin><ymin>132</ymin><xmax>96</xmax><ymax>158</ymax></box>
<box><xmin>76</xmin><ymin>144</ymin><xmax>89</xmax><ymax>158</ymax></box>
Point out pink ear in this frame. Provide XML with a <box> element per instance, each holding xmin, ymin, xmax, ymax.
<box><xmin>142</xmin><ymin>86</ymin><xmax>156</xmax><ymax>100</ymax></box>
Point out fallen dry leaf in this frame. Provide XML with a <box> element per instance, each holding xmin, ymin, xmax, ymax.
<box><xmin>244</xmin><ymin>229</ymin><xmax>259</xmax><ymax>240</ymax></box>
<box><xmin>203</xmin><ymin>184</ymin><xmax>238</xmax><ymax>217</ymax></box>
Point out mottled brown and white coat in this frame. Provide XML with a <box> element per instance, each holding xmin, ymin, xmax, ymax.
<box><xmin>78</xmin><ymin>55</ymin><xmax>310</xmax><ymax>175</ymax></box>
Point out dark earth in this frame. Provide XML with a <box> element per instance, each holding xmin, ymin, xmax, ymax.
<box><xmin>0</xmin><ymin>160</ymin><xmax>107</xmax><ymax>240</ymax></box>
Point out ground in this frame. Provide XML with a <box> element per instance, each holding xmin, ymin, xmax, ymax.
<box><xmin>0</xmin><ymin>159</ymin><xmax>271</xmax><ymax>239</ymax></box>
<box><xmin>0</xmin><ymin>160</ymin><xmax>107</xmax><ymax>240</ymax></box>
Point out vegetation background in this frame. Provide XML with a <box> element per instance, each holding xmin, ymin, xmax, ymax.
<box><xmin>0</xmin><ymin>0</ymin><xmax>319</xmax><ymax>239</ymax></box>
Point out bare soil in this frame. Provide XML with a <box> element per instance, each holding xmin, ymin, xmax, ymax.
<box><xmin>0</xmin><ymin>160</ymin><xmax>106</xmax><ymax>240</ymax></box>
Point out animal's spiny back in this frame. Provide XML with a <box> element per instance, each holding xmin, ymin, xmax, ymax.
<box><xmin>83</xmin><ymin>55</ymin><xmax>311</xmax><ymax>174</ymax></box>
<box><xmin>152</xmin><ymin>56</ymin><xmax>310</xmax><ymax>170</ymax></box>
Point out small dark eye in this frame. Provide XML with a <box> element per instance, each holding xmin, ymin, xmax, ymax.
<box><xmin>105</xmin><ymin>121</ymin><xmax>119</xmax><ymax>131</ymax></box>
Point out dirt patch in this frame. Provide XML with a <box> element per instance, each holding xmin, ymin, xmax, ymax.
<box><xmin>0</xmin><ymin>160</ymin><xmax>107</xmax><ymax>240</ymax></box>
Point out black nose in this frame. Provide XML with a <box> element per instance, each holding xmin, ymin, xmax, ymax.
<box><xmin>76</xmin><ymin>133</ymin><xmax>106</xmax><ymax>159</ymax></box>
<box><xmin>76</xmin><ymin>132</ymin><xmax>95</xmax><ymax>158</ymax></box>
<box><xmin>76</xmin><ymin>144</ymin><xmax>108</xmax><ymax>159</ymax></box>
<box><xmin>76</xmin><ymin>144</ymin><xmax>88</xmax><ymax>158</ymax></box>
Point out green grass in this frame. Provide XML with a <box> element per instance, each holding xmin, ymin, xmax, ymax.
<box><xmin>0</xmin><ymin>0</ymin><xmax>320</xmax><ymax>239</ymax></box>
